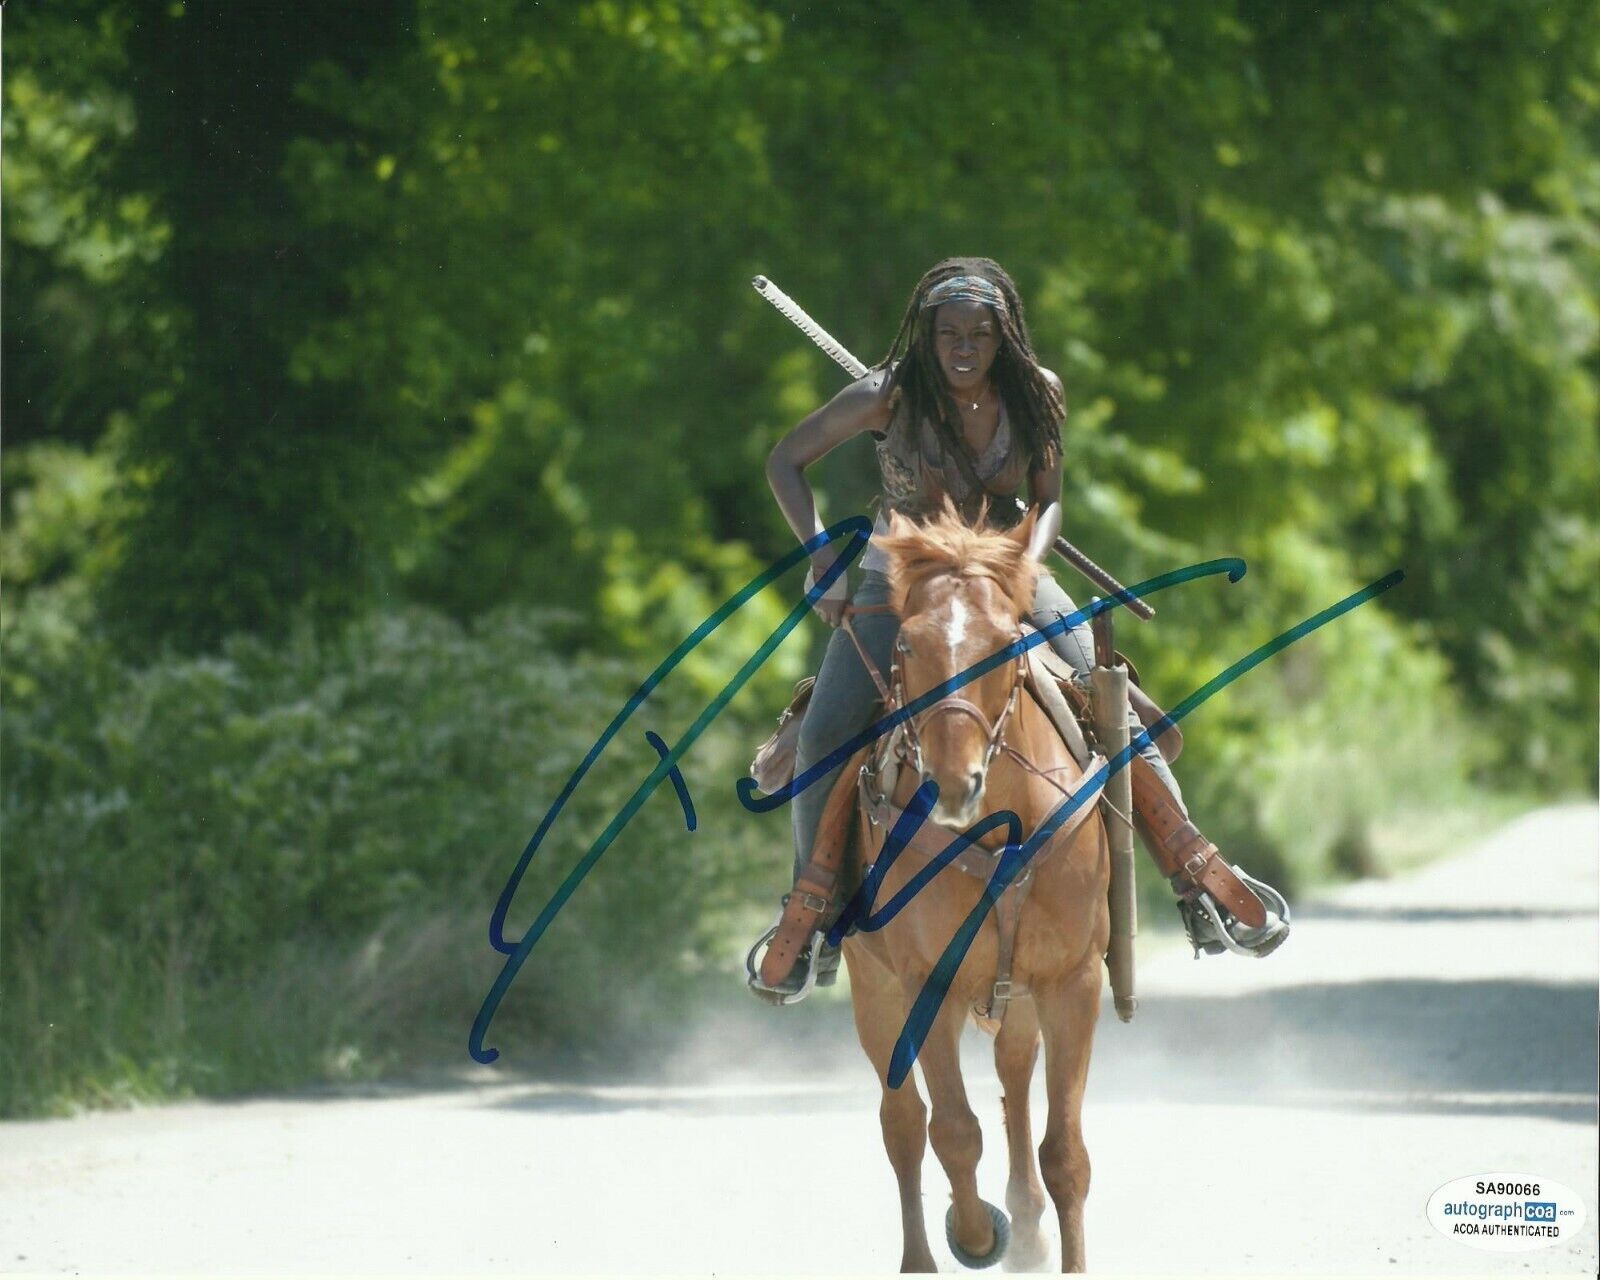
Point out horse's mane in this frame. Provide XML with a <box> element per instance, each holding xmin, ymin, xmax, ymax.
<box><xmin>874</xmin><ymin>496</ymin><xmax>1039</xmax><ymax>620</ymax></box>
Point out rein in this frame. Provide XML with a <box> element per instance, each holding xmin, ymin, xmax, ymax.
<box><xmin>840</xmin><ymin>607</ymin><xmax>895</xmax><ymax>705</ymax></box>
<box><xmin>840</xmin><ymin>600</ymin><xmax>1030</xmax><ymax>786</ymax></box>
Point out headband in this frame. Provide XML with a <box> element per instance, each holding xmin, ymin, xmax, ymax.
<box><xmin>921</xmin><ymin>274</ymin><xmax>1008</xmax><ymax>314</ymax></box>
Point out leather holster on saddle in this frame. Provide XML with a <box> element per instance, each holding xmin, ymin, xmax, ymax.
<box><xmin>748</xmin><ymin>676</ymin><xmax>816</xmax><ymax>798</ymax></box>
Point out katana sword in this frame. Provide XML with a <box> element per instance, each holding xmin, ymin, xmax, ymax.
<box><xmin>752</xmin><ymin>274</ymin><xmax>1156</xmax><ymax>621</ymax></box>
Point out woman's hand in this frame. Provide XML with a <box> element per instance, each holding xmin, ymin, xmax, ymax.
<box><xmin>806</xmin><ymin>551</ymin><xmax>850</xmax><ymax>628</ymax></box>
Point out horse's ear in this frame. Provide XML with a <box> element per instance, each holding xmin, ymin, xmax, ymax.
<box><xmin>1009</xmin><ymin>505</ymin><xmax>1038</xmax><ymax>553</ymax></box>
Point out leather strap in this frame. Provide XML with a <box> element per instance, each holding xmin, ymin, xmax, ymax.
<box><xmin>981</xmin><ymin>878</ymin><xmax>1031</xmax><ymax>1021</ymax></box>
<box><xmin>1127</xmin><ymin>753</ymin><xmax>1266</xmax><ymax>927</ymax></box>
<box><xmin>758</xmin><ymin>747</ymin><xmax>869</xmax><ymax>988</ymax></box>
<box><xmin>840</xmin><ymin>614</ymin><xmax>893</xmax><ymax>706</ymax></box>
<box><xmin>763</xmin><ymin>602</ymin><xmax>898</xmax><ymax>982</ymax></box>
<box><xmin>867</xmin><ymin>786</ymin><xmax>1037</xmax><ymax>1025</ymax></box>
<box><xmin>862</xmin><ymin>790</ymin><xmax>962</xmax><ymax>863</ymax></box>
<box><xmin>932</xmin><ymin>413</ymin><xmax>1004</xmax><ymax>522</ymax></box>
<box><xmin>1037</xmin><ymin>655</ymin><xmax>1252</xmax><ymax>923</ymax></box>
<box><xmin>980</xmin><ymin>765</ymin><xmax>1105</xmax><ymax>1021</ymax></box>
<box><xmin>864</xmin><ymin>785</ymin><xmax>1081</xmax><ymax>882</ymax></box>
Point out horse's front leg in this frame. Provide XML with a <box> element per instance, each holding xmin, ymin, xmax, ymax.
<box><xmin>1034</xmin><ymin>959</ymin><xmax>1103</xmax><ymax>1273</ymax></box>
<box><xmin>846</xmin><ymin>949</ymin><xmax>938</xmax><ymax>1273</ymax></box>
<box><xmin>919</xmin><ymin>995</ymin><xmax>1004</xmax><ymax>1265</ymax></box>
<box><xmin>993</xmin><ymin>1000</ymin><xmax>1050</xmax><ymax>1271</ymax></box>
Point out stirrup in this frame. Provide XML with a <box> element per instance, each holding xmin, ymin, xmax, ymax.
<box><xmin>1176</xmin><ymin>866</ymin><xmax>1291</xmax><ymax>959</ymax></box>
<box><xmin>745</xmin><ymin>918</ymin><xmax>840</xmax><ymax>1006</ymax></box>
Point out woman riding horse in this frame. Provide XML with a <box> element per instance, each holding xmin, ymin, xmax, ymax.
<box><xmin>751</xmin><ymin>257</ymin><xmax>1290</xmax><ymax>1000</ymax></box>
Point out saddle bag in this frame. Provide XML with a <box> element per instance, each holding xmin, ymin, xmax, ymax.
<box><xmin>748</xmin><ymin>675</ymin><xmax>816</xmax><ymax>794</ymax></box>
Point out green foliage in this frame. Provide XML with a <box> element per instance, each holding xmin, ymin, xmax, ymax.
<box><xmin>1</xmin><ymin>441</ymin><xmax>121</xmax><ymax>591</ymax></box>
<box><xmin>2</xmin><ymin>601</ymin><xmax>779</xmax><ymax>1115</ymax></box>
<box><xmin>11</xmin><ymin>0</ymin><xmax>1592</xmax><ymax>772</ymax></box>
<box><xmin>1</xmin><ymin>3</ymin><xmax>175</xmax><ymax>452</ymax></box>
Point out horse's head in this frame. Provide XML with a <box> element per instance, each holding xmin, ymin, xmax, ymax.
<box><xmin>877</xmin><ymin>500</ymin><xmax>1039</xmax><ymax>829</ymax></box>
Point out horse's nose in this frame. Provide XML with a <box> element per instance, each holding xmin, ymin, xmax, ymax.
<box><xmin>964</xmin><ymin>769</ymin><xmax>984</xmax><ymax>805</ymax></box>
<box><xmin>917</xmin><ymin>769</ymin><xmax>984</xmax><ymax>796</ymax></box>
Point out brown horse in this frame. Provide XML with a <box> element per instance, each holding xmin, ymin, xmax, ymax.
<box><xmin>837</xmin><ymin>504</ymin><xmax>1110</xmax><ymax>1273</ymax></box>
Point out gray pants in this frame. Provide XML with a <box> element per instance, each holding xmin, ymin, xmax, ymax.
<box><xmin>790</xmin><ymin>569</ymin><xmax>1181</xmax><ymax>880</ymax></box>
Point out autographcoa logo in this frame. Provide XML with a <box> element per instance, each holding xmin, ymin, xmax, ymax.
<box><xmin>1426</xmin><ymin>1174</ymin><xmax>1588</xmax><ymax>1253</ymax></box>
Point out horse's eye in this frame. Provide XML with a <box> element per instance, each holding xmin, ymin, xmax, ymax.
<box><xmin>895</xmin><ymin>636</ymin><xmax>912</xmax><ymax>656</ymax></box>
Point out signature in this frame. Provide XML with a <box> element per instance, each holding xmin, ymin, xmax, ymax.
<box><xmin>469</xmin><ymin>517</ymin><xmax>1401</xmax><ymax>1085</ymax></box>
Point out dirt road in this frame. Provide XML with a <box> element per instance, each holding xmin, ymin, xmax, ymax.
<box><xmin>3</xmin><ymin>804</ymin><xmax>1595</xmax><ymax>1275</ymax></box>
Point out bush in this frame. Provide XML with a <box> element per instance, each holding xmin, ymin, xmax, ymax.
<box><xmin>2</xmin><ymin>601</ymin><xmax>782</xmax><ymax>1115</ymax></box>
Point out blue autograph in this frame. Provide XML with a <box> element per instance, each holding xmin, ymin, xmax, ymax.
<box><xmin>469</xmin><ymin>516</ymin><xmax>1402</xmax><ymax>1084</ymax></box>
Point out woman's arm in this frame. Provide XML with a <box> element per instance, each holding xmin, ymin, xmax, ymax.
<box><xmin>1024</xmin><ymin>369</ymin><xmax>1066</xmax><ymax>563</ymax></box>
<box><xmin>766</xmin><ymin>370</ymin><xmax>893</xmax><ymax>624</ymax></box>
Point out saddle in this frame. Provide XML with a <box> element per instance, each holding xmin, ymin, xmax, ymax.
<box><xmin>748</xmin><ymin>675</ymin><xmax>815</xmax><ymax>798</ymax></box>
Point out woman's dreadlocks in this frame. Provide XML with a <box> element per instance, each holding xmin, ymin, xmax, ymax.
<box><xmin>877</xmin><ymin>257</ymin><xmax>1065</xmax><ymax>481</ymax></box>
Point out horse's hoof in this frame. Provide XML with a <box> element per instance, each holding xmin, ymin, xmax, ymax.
<box><xmin>945</xmin><ymin>1200</ymin><xmax>1009</xmax><ymax>1269</ymax></box>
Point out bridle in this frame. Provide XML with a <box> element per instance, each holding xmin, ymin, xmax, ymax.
<box><xmin>840</xmin><ymin>579</ymin><xmax>1031</xmax><ymax>789</ymax></box>
<box><xmin>891</xmin><ymin>627</ymin><xmax>1027</xmax><ymax>780</ymax></box>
